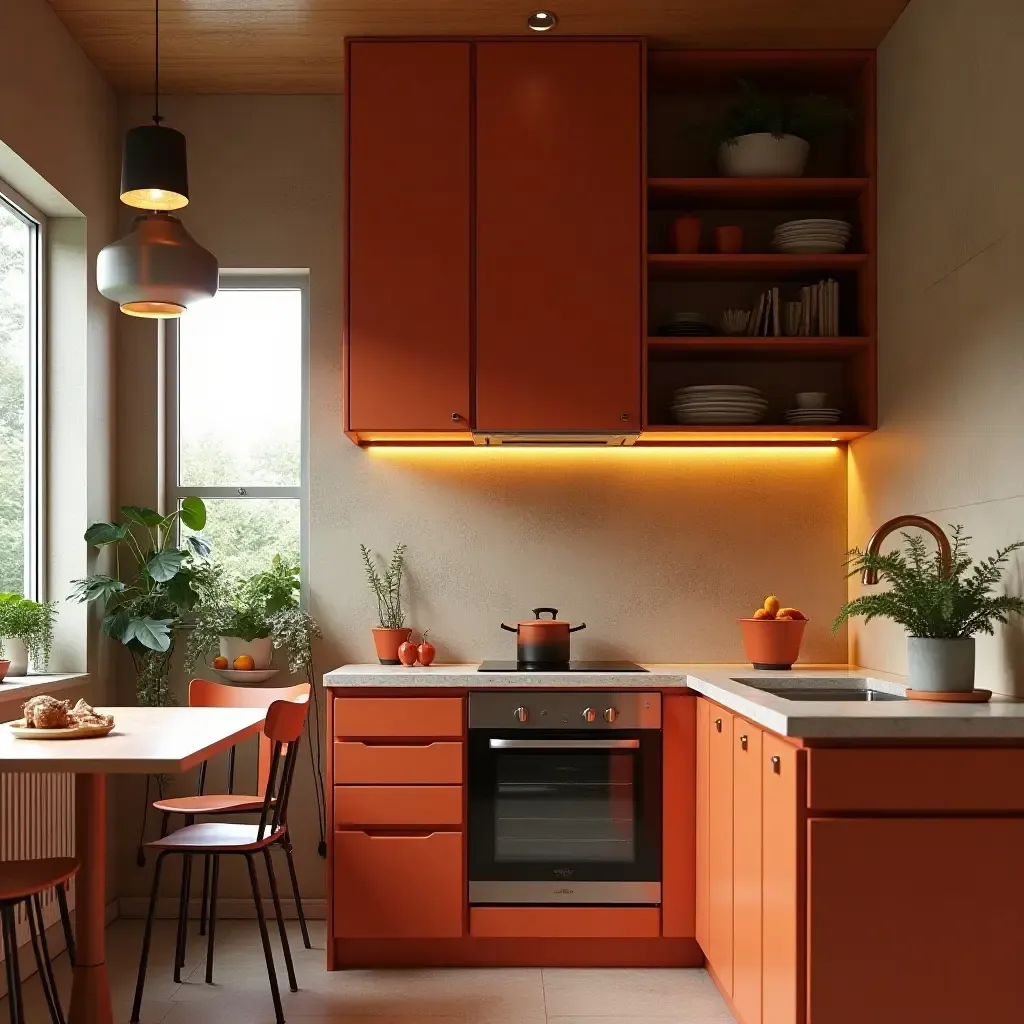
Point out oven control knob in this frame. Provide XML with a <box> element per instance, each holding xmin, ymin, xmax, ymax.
<box><xmin>513</xmin><ymin>706</ymin><xmax>529</xmax><ymax>723</ymax></box>
<box><xmin>581</xmin><ymin>707</ymin><xmax>597</xmax><ymax>723</ymax></box>
<box><xmin>603</xmin><ymin>707</ymin><xmax>619</xmax><ymax>723</ymax></box>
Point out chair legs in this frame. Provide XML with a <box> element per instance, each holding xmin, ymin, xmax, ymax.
<box><xmin>1</xmin><ymin>904</ymin><xmax>23</xmax><ymax>1024</ymax></box>
<box><xmin>54</xmin><ymin>883</ymin><xmax>74</xmax><ymax>967</ymax></box>
<box><xmin>131</xmin><ymin>852</ymin><xmax>166</xmax><ymax>1024</ymax></box>
<box><xmin>204</xmin><ymin>856</ymin><xmax>220</xmax><ymax>984</ymax></box>
<box><xmin>199</xmin><ymin>854</ymin><xmax>212</xmax><ymax>937</ymax></box>
<box><xmin>26</xmin><ymin>896</ymin><xmax>64</xmax><ymax>1024</ymax></box>
<box><xmin>282</xmin><ymin>839</ymin><xmax>311</xmax><ymax>950</ymax></box>
<box><xmin>246</xmin><ymin>853</ymin><xmax>284</xmax><ymax>1024</ymax></box>
<box><xmin>262</xmin><ymin>848</ymin><xmax>297</xmax><ymax>992</ymax></box>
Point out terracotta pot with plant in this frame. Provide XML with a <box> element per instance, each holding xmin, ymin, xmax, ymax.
<box><xmin>360</xmin><ymin>543</ymin><xmax>411</xmax><ymax>664</ymax></box>
<box><xmin>0</xmin><ymin>594</ymin><xmax>57</xmax><ymax>676</ymax></box>
<box><xmin>834</xmin><ymin>526</ymin><xmax>1024</xmax><ymax>693</ymax></box>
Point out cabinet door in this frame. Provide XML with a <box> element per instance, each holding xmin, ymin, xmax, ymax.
<box><xmin>733</xmin><ymin>722</ymin><xmax>763</xmax><ymax>1024</ymax></box>
<box><xmin>475</xmin><ymin>40</ymin><xmax>643</xmax><ymax>432</ymax></box>
<box><xmin>334</xmin><ymin>830</ymin><xmax>463</xmax><ymax>938</ymax></box>
<box><xmin>762</xmin><ymin>736</ymin><xmax>801</xmax><ymax>1024</ymax></box>
<box><xmin>662</xmin><ymin>695</ymin><xmax>696</xmax><ymax>937</ymax></box>
<box><xmin>808</xmin><ymin>817</ymin><xmax>1024</xmax><ymax>1024</ymax></box>
<box><xmin>347</xmin><ymin>41</ymin><xmax>472</xmax><ymax>434</ymax></box>
<box><xmin>708</xmin><ymin>707</ymin><xmax>734</xmax><ymax>993</ymax></box>
<box><xmin>694</xmin><ymin>699</ymin><xmax>710</xmax><ymax>951</ymax></box>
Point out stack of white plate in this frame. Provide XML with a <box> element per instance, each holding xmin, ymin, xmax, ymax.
<box><xmin>772</xmin><ymin>219</ymin><xmax>852</xmax><ymax>254</ymax></box>
<box><xmin>673</xmin><ymin>385</ymin><xmax>768</xmax><ymax>424</ymax></box>
<box><xmin>785</xmin><ymin>407</ymin><xmax>843</xmax><ymax>424</ymax></box>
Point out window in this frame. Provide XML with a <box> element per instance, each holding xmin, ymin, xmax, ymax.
<box><xmin>0</xmin><ymin>183</ymin><xmax>43</xmax><ymax>597</ymax></box>
<box><xmin>169</xmin><ymin>274</ymin><xmax>307</xmax><ymax>579</ymax></box>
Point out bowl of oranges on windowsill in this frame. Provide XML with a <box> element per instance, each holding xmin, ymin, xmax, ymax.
<box><xmin>737</xmin><ymin>595</ymin><xmax>808</xmax><ymax>670</ymax></box>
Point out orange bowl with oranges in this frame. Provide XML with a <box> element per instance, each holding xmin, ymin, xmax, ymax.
<box><xmin>738</xmin><ymin>595</ymin><xmax>808</xmax><ymax>669</ymax></box>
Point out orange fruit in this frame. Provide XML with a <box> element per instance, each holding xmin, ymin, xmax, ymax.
<box><xmin>232</xmin><ymin>654</ymin><xmax>256</xmax><ymax>671</ymax></box>
<box><xmin>779</xmin><ymin>607</ymin><xmax>806</xmax><ymax>620</ymax></box>
<box><xmin>777</xmin><ymin>614</ymin><xmax>794</xmax><ymax>620</ymax></box>
<box><xmin>763</xmin><ymin>595</ymin><xmax>781</xmax><ymax>616</ymax></box>
<box><xmin>753</xmin><ymin>608</ymin><xmax>773</xmax><ymax>620</ymax></box>
<box><xmin>212</xmin><ymin>655</ymin><xmax>229</xmax><ymax>670</ymax></box>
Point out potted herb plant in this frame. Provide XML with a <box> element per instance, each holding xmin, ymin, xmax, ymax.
<box><xmin>360</xmin><ymin>543</ymin><xmax>410</xmax><ymax>664</ymax></box>
<box><xmin>718</xmin><ymin>79</ymin><xmax>851</xmax><ymax>177</ymax></box>
<box><xmin>71</xmin><ymin>499</ymin><xmax>211</xmax><ymax>705</ymax></box>
<box><xmin>833</xmin><ymin>527</ymin><xmax>1024</xmax><ymax>693</ymax></box>
<box><xmin>0</xmin><ymin>594</ymin><xmax>57</xmax><ymax>676</ymax></box>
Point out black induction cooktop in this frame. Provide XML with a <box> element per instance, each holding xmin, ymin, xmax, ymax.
<box><xmin>477</xmin><ymin>660</ymin><xmax>648</xmax><ymax>673</ymax></box>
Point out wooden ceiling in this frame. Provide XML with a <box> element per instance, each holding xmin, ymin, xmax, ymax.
<box><xmin>47</xmin><ymin>0</ymin><xmax>910</xmax><ymax>94</ymax></box>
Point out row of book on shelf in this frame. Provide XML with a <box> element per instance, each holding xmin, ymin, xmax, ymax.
<box><xmin>747</xmin><ymin>279</ymin><xmax>842</xmax><ymax>337</ymax></box>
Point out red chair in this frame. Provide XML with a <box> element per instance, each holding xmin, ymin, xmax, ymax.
<box><xmin>132</xmin><ymin>697</ymin><xmax>310</xmax><ymax>1024</ymax></box>
<box><xmin>0</xmin><ymin>858</ymin><xmax>78</xmax><ymax>1024</ymax></box>
<box><xmin>152</xmin><ymin>679</ymin><xmax>312</xmax><ymax>963</ymax></box>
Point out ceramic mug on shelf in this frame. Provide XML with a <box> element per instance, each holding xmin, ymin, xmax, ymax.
<box><xmin>670</xmin><ymin>214</ymin><xmax>702</xmax><ymax>254</ymax></box>
<box><xmin>713</xmin><ymin>225</ymin><xmax>743</xmax><ymax>253</ymax></box>
<box><xmin>796</xmin><ymin>391</ymin><xmax>828</xmax><ymax>409</ymax></box>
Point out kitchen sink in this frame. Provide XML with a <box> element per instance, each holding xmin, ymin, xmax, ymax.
<box><xmin>732</xmin><ymin>676</ymin><xmax>907</xmax><ymax>702</ymax></box>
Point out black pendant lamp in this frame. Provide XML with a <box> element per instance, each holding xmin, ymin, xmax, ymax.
<box><xmin>97</xmin><ymin>0</ymin><xmax>218</xmax><ymax>318</ymax></box>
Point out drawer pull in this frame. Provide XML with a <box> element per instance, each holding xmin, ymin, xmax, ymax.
<box><xmin>771</xmin><ymin>755</ymin><xmax>781</xmax><ymax>774</ymax></box>
<box><xmin>715</xmin><ymin>718</ymin><xmax>723</xmax><ymax>733</ymax></box>
<box><xmin>740</xmin><ymin>734</ymin><xmax>748</xmax><ymax>751</ymax></box>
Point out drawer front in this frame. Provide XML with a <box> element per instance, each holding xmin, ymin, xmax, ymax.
<box><xmin>807</xmin><ymin>748</ymin><xmax>1024</xmax><ymax>813</ymax></box>
<box><xmin>334</xmin><ymin>696</ymin><xmax>463</xmax><ymax>739</ymax></box>
<box><xmin>333</xmin><ymin>741</ymin><xmax>463</xmax><ymax>784</ymax></box>
<box><xmin>334</xmin><ymin>830</ymin><xmax>464</xmax><ymax>938</ymax></box>
<box><xmin>334</xmin><ymin>785</ymin><xmax>462</xmax><ymax>828</ymax></box>
<box><xmin>470</xmin><ymin>906</ymin><xmax>659</xmax><ymax>939</ymax></box>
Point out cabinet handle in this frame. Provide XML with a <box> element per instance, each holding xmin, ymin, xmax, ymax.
<box><xmin>771</xmin><ymin>755</ymin><xmax>781</xmax><ymax>774</ymax></box>
<box><xmin>451</xmin><ymin>412</ymin><xmax>462</xmax><ymax>422</ymax></box>
<box><xmin>714</xmin><ymin>718</ymin><xmax>722</xmax><ymax>733</ymax></box>
<box><xmin>740</xmin><ymin>734</ymin><xmax>748</xmax><ymax>751</ymax></box>
<box><xmin>620</xmin><ymin>412</ymin><xmax>630</xmax><ymax>421</ymax></box>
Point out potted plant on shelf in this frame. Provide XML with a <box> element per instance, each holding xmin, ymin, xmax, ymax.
<box><xmin>833</xmin><ymin>526</ymin><xmax>1024</xmax><ymax>693</ymax></box>
<box><xmin>70</xmin><ymin>499</ymin><xmax>211</xmax><ymax>705</ymax></box>
<box><xmin>717</xmin><ymin>79</ymin><xmax>851</xmax><ymax>177</ymax></box>
<box><xmin>0</xmin><ymin>594</ymin><xmax>57</xmax><ymax>676</ymax></box>
<box><xmin>360</xmin><ymin>543</ymin><xmax>410</xmax><ymax>664</ymax></box>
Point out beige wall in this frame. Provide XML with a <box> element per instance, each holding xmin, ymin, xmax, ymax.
<box><xmin>113</xmin><ymin>94</ymin><xmax>849</xmax><ymax>906</ymax></box>
<box><xmin>848</xmin><ymin>0</ymin><xmax>1024</xmax><ymax>695</ymax></box>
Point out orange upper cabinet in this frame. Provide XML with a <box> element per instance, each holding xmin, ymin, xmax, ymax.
<box><xmin>475</xmin><ymin>41</ymin><xmax>644</xmax><ymax>434</ymax></box>
<box><xmin>346</xmin><ymin>41</ymin><xmax>472</xmax><ymax>438</ymax></box>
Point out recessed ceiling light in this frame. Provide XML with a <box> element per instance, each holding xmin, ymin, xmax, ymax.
<box><xmin>527</xmin><ymin>10</ymin><xmax>557</xmax><ymax>31</ymax></box>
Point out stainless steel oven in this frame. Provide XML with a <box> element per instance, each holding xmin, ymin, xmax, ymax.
<box><xmin>468</xmin><ymin>691</ymin><xmax>661</xmax><ymax>905</ymax></box>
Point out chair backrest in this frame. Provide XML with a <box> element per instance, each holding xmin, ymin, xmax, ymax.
<box><xmin>256</xmin><ymin>696</ymin><xmax>312</xmax><ymax>841</ymax></box>
<box><xmin>188</xmin><ymin>679</ymin><xmax>311</xmax><ymax>795</ymax></box>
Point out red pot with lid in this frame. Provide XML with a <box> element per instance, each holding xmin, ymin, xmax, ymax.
<box><xmin>500</xmin><ymin>607</ymin><xmax>587</xmax><ymax>668</ymax></box>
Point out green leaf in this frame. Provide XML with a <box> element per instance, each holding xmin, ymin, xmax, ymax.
<box><xmin>178</xmin><ymin>496</ymin><xmax>207</xmax><ymax>532</ymax></box>
<box><xmin>147</xmin><ymin>549</ymin><xmax>186</xmax><ymax>583</ymax></box>
<box><xmin>70</xmin><ymin>575</ymin><xmax>126</xmax><ymax>605</ymax></box>
<box><xmin>166</xmin><ymin>571</ymin><xmax>199</xmax><ymax>612</ymax></box>
<box><xmin>120</xmin><ymin>505</ymin><xmax>165</xmax><ymax>528</ymax></box>
<box><xmin>124</xmin><ymin>616</ymin><xmax>173</xmax><ymax>652</ymax></box>
<box><xmin>101</xmin><ymin>609</ymin><xmax>133</xmax><ymax>642</ymax></box>
<box><xmin>84</xmin><ymin>522</ymin><xmax>129</xmax><ymax>547</ymax></box>
<box><xmin>184</xmin><ymin>533</ymin><xmax>212</xmax><ymax>559</ymax></box>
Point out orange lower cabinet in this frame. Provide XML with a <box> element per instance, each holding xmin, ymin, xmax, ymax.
<box><xmin>708</xmin><ymin>707</ymin><xmax>735</xmax><ymax>993</ymax></box>
<box><xmin>694</xmin><ymin>699</ymin><xmax>711</xmax><ymax>952</ymax></box>
<box><xmin>662</xmin><ymin>695</ymin><xmax>696</xmax><ymax>938</ymax></box>
<box><xmin>733</xmin><ymin>722</ymin><xmax>763</xmax><ymax>1024</ymax></box>
<box><xmin>762</xmin><ymin>736</ymin><xmax>801</xmax><ymax>1024</ymax></box>
<box><xmin>334</xmin><ymin>830</ymin><xmax>464</xmax><ymax>938</ymax></box>
<box><xmin>808</xmin><ymin>817</ymin><xmax>1024</xmax><ymax>1024</ymax></box>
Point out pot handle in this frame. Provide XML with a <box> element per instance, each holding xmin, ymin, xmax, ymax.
<box><xmin>532</xmin><ymin>608</ymin><xmax>559</xmax><ymax>619</ymax></box>
<box><xmin>569</xmin><ymin>623</ymin><xmax>587</xmax><ymax>633</ymax></box>
<box><xmin>500</xmin><ymin>623</ymin><xmax>519</xmax><ymax>633</ymax></box>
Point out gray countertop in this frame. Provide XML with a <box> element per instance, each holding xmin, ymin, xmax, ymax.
<box><xmin>324</xmin><ymin>663</ymin><xmax>1024</xmax><ymax>740</ymax></box>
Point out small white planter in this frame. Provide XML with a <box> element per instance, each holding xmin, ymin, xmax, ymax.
<box><xmin>718</xmin><ymin>133</ymin><xmax>810</xmax><ymax>177</ymax></box>
<box><xmin>907</xmin><ymin>637</ymin><xmax>976</xmax><ymax>692</ymax></box>
<box><xmin>219</xmin><ymin>636</ymin><xmax>273</xmax><ymax>670</ymax></box>
<box><xmin>1</xmin><ymin>638</ymin><xmax>29</xmax><ymax>676</ymax></box>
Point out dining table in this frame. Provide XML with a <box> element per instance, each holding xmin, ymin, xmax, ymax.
<box><xmin>0</xmin><ymin>704</ymin><xmax>267</xmax><ymax>1024</ymax></box>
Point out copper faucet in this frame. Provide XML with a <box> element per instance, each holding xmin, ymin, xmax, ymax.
<box><xmin>861</xmin><ymin>515</ymin><xmax>953</xmax><ymax>585</ymax></box>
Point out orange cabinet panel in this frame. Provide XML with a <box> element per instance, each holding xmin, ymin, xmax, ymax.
<box><xmin>470</xmin><ymin>906</ymin><xmax>659</xmax><ymax>939</ymax></box>
<box><xmin>333</xmin><ymin>785</ymin><xmax>462</xmax><ymax>828</ymax></box>
<box><xmin>733</xmin><ymin>722</ymin><xmax>763</xmax><ymax>1024</ymax></box>
<box><xmin>475</xmin><ymin>40</ymin><xmax>643</xmax><ymax>432</ymax></box>
<box><xmin>807</xmin><ymin>747</ymin><xmax>1024</xmax><ymax>813</ymax></box>
<box><xmin>662</xmin><ymin>695</ymin><xmax>696</xmax><ymax>938</ymax></box>
<box><xmin>762</xmin><ymin>735</ymin><xmax>802</xmax><ymax>1024</ymax></box>
<box><xmin>708</xmin><ymin>707</ymin><xmax>734</xmax><ymax>994</ymax></box>
<box><xmin>346</xmin><ymin>41</ymin><xmax>472</xmax><ymax>433</ymax></box>
<box><xmin>333</xmin><ymin>741</ymin><xmax>463</xmax><ymax>784</ymax></box>
<box><xmin>334</xmin><ymin>697</ymin><xmax>464</xmax><ymax>739</ymax></box>
<box><xmin>808</xmin><ymin>817</ymin><xmax>1024</xmax><ymax>1024</ymax></box>
<box><xmin>333</xmin><ymin>830</ymin><xmax>463</xmax><ymax>939</ymax></box>
<box><xmin>695</xmin><ymin>698</ymin><xmax>710</xmax><ymax>953</ymax></box>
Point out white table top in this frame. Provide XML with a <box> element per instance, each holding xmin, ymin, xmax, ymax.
<box><xmin>0</xmin><ymin>706</ymin><xmax>266</xmax><ymax>773</ymax></box>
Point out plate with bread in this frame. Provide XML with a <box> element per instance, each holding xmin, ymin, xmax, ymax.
<box><xmin>7</xmin><ymin>695</ymin><xmax>115</xmax><ymax>739</ymax></box>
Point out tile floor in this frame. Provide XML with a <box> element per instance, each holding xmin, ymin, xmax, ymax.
<box><xmin>2</xmin><ymin>918</ymin><xmax>736</xmax><ymax>1023</ymax></box>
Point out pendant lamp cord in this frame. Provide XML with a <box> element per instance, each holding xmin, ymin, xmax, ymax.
<box><xmin>153</xmin><ymin>0</ymin><xmax>163</xmax><ymax>124</ymax></box>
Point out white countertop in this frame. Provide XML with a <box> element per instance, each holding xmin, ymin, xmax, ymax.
<box><xmin>324</xmin><ymin>663</ymin><xmax>1024</xmax><ymax>740</ymax></box>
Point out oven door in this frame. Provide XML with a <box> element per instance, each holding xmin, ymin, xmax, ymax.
<box><xmin>468</xmin><ymin>730</ymin><xmax>662</xmax><ymax>904</ymax></box>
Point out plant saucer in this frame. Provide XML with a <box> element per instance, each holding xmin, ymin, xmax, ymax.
<box><xmin>212</xmin><ymin>667</ymin><xmax>280</xmax><ymax>685</ymax></box>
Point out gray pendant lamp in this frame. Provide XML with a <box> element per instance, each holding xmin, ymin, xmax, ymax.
<box><xmin>97</xmin><ymin>0</ymin><xmax>217</xmax><ymax>318</ymax></box>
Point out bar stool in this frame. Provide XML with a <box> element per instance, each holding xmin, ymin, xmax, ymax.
<box><xmin>0</xmin><ymin>858</ymin><xmax>78</xmax><ymax>1024</ymax></box>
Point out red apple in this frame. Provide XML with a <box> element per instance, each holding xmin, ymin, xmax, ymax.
<box><xmin>397</xmin><ymin>641</ymin><xmax>419</xmax><ymax>666</ymax></box>
<box><xmin>417</xmin><ymin>632</ymin><xmax>436</xmax><ymax>666</ymax></box>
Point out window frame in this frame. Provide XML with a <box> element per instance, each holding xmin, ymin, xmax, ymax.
<box><xmin>0</xmin><ymin>178</ymin><xmax>46</xmax><ymax>601</ymax></box>
<box><xmin>165</xmin><ymin>271</ymin><xmax>310</xmax><ymax>598</ymax></box>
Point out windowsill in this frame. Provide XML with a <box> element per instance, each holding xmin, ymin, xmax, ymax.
<box><xmin>0</xmin><ymin>673</ymin><xmax>90</xmax><ymax>712</ymax></box>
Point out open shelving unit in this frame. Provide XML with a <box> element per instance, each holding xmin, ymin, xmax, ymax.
<box><xmin>641</xmin><ymin>50</ymin><xmax>876</xmax><ymax>444</ymax></box>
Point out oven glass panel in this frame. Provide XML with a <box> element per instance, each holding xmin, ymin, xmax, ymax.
<box><xmin>494</xmin><ymin>750</ymin><xmax>636</xmax><ymax>863</ymax></box>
